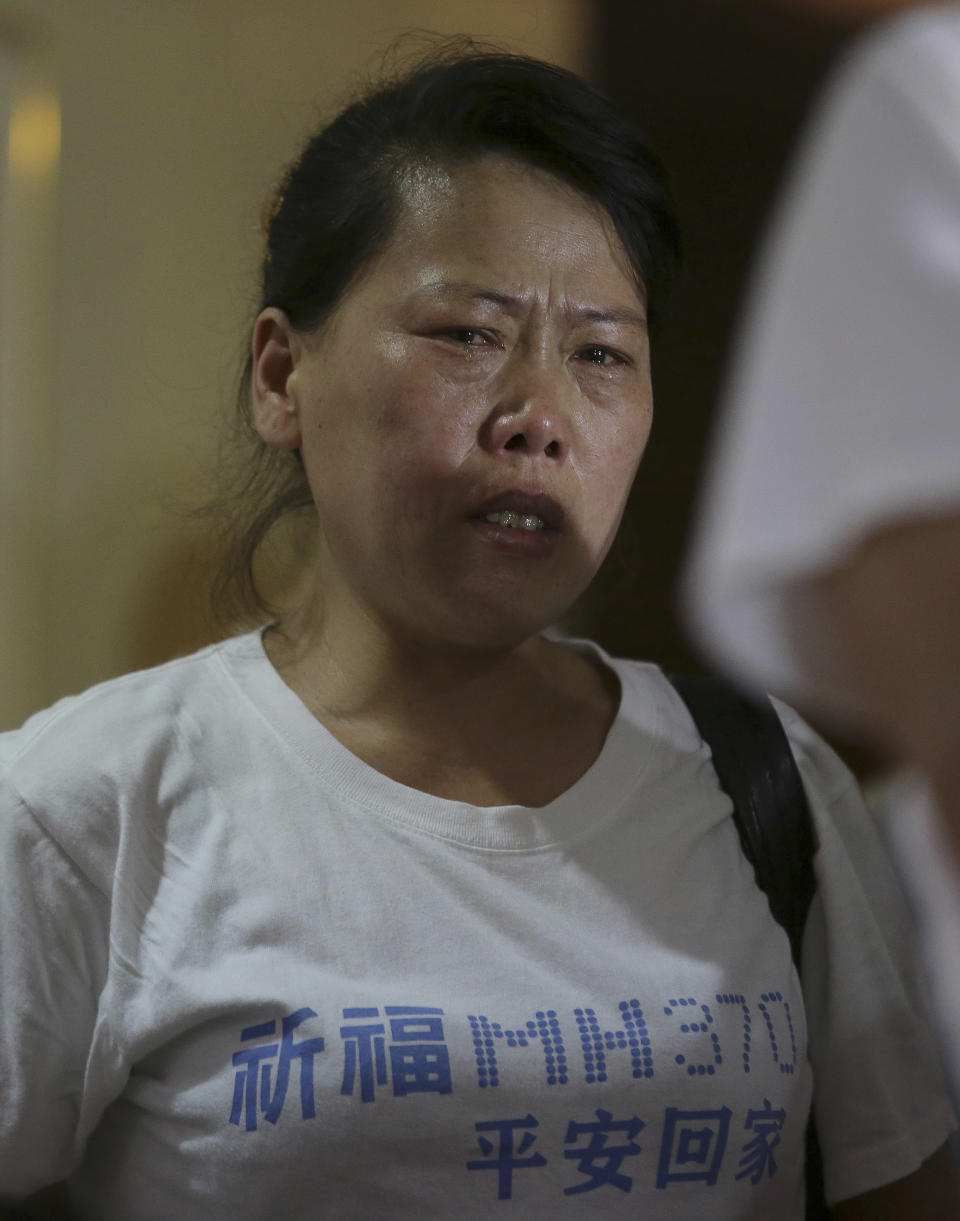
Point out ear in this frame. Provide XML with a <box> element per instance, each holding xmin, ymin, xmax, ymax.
<box><xmin>251</xmin><ymin>307</ymin><xmax>304</xmax><ymax>450</ymax></box>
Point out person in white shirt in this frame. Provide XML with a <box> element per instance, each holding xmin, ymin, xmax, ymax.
<box><xmin>684</xmin><ymin>0</ymin><xmax>960</xmax><ymax>1105</ymax></box>
<box><xmin>3</xmin><ymin>41</ymin><xmax>957</xmax><ymax>1220</ymax></box>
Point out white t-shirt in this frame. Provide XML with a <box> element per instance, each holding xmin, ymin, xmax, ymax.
<box><xmin>0</xmin><ymin>632</ymin><xmax>952</xmax><ymax>1219</ymax></box>
<box><xmin>683</xmin><ymin>3</ymin><xmax>960</xmax><ymax>713</ymax></box>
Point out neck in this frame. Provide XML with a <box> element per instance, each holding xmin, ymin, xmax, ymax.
<box><xmin>261</xmin><ymin>584</ymin><xmax>619</xmax><ymax>807</ymax></box>
<box><xmin>264</xmin><ymin>589</ymin><xmax>564</xmax><ymax>730</ymax></box>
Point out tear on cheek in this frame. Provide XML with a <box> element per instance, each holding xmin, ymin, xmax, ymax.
<box><xmin>375</xmin><ymin>334</ymin><xmax>409</xmax><ymax>365</ymax></box>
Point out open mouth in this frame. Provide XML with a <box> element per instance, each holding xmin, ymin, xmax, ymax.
<box><xmin>473</xmin><ymin>491</ymin><xmax>565</xmax><ymax>533</ymax></box>
<box><xmin>469</xmin><ymin>492</ymin><xmax>564</xmax><ymax>557</ymax></box>
<box><xmin>482</xmin><ymin>509</ymin><xmax>547</xmax><ymax>532</ymax></box>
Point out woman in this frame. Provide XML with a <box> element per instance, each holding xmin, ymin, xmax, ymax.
<box><xmin>1</xmin><ymin>44</ymin><xmax>956</xmax><ymax>1221</ymax></box>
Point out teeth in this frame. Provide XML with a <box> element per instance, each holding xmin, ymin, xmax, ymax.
<box><xmin>484</xmin><ymin>510</ymin><xmax>546</xmax><ymax>531</ymax></box>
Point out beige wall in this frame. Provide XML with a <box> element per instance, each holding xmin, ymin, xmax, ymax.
<box><xmin>0</xmin><ymin>0</ymin><xmax>591</xmax><ymax>728</ymax></box>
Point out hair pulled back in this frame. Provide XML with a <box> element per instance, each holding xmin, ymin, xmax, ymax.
<box><xmin>216</xmin><ymin>39</ymin><xmax>680</xmax><ymax>623</ymax></box>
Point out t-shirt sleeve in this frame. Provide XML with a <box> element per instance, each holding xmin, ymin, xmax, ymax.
<box><xmin>683</xmin><ymin>10</ymin><xmax>960</xmax><ymax>708</ymax></box>
<box><xmin>0</xmin><ymin>773</ymin><xmax>111</xmax><ymax>1198</ymax></box>
<box><xmin>779</xmin><ymin>702</ymin><xmax>957</xmax><ymax>1204</ymax></box>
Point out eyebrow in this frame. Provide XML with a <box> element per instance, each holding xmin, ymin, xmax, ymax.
<box><xmin>413</xmin><ymin>281</ymin><xmax>648</xmax><ymax>331</ymax></box>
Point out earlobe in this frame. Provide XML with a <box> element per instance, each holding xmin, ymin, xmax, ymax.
<box><xmin>251</xmin><ymin>308</ymin><xmax>304</xmax><ymax>451</ymax></box>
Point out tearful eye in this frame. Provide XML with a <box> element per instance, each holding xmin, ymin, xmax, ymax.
<box><xmin>442</xmin><ymin>327</ymin><xmax>490</xmax><ymax>347</ymax></box>
<box><xmin>577</xmin><ymin>345</ymin><xmax>628</xmax><ymax>368</ymax></box>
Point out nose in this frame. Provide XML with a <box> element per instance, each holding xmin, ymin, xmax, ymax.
<box><xmin>482</xmin><ymin>358</ymin><xmax>570</xmax><ymax>462</ymax></box>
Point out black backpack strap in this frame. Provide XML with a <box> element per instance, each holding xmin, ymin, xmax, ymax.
<box><xmin>670</xmin><ymin>673</ymin><xmax>817</xmax><ymax>966</ymax></box>
<box><xmin>670</xmin><ymin>673</ymin><xmax>828</xmax><ymax>1221</ymax></box>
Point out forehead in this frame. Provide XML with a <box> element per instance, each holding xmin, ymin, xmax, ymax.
<box><xmin>358</xmin><ymin>155</ymin><xmax>642</xmax><ymax>306</ymax></box>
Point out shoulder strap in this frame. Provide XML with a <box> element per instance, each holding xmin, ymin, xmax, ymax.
<box><xmin>670</xmin><ymin>673</ymin><xmax>817</xmax><ymax>967</ymax></box>
<box><xmin>670</xmin><ymin>673</ymin><xmax>828</xmax><ymax>1221</ymax></box>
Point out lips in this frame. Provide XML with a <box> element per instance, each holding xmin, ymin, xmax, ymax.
<box><xmin>471</xmin><ymin>490</ymin><xmax>565</xmax><ymax>532</ymax></box>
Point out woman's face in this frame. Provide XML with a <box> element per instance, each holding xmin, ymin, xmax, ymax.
<box><xmin>254</xmin><ymin>155</ymin><xmax>653</xmax><ymax>651</ymax></box>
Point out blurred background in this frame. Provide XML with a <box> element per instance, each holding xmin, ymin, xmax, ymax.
<box><xmin>0</xmin><ymin>0</ymin><xmax>927</xmax><ymax>731</ymax></box>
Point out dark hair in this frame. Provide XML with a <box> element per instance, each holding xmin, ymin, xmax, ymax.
<box><xmin>214</xmin><ymin>39</ymin><xmax>680</xmax><ymax>624</ymax></box>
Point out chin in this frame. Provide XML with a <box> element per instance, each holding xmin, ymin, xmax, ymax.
<box><xmin>427</xmin><ymin>591</ymin><xmax>581</xmax><ymax>655</ymax></box>
<box><xmin>453</xmin><ymin>620</ymin><xmax>549</xmax><ymax>654</ymax></box>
